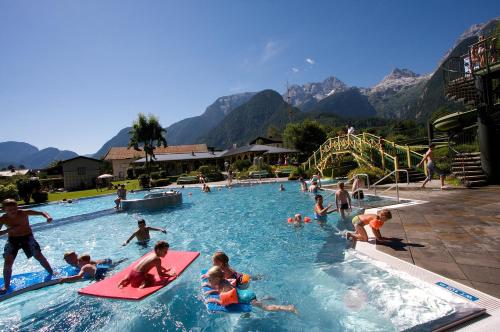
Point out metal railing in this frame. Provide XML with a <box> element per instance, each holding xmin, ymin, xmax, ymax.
<box><xmin>372</xmin><ymin>169</ymin><xmax>409</xmax><ymax>203</ymax></box>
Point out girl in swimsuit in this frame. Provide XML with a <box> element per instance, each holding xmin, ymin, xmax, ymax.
<box><xmin>347</xmin><ymin>209</ymin><xmax>392</xmax><ymax>243</ymax></box>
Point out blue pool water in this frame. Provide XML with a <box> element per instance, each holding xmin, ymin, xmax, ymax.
<box><xmin>0</xmin><ymin>182</ymin><xmax>472</xmax><ymax>331</ymax></box>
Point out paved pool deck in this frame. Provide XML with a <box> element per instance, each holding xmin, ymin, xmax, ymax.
<box><xmin>366</xmin><ymin>185</ymin><xmax>500</xmax><ymax>299</ymax></box>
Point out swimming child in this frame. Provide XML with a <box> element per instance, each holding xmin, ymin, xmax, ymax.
<box><xmin>279</xmin><ymin>184</ymin><xmax>285</xmax><ymax>191</ymax></box>
<box><xmin>347</xmin><ymin>209</ymin><xmax>392</xmax><ymax>243</ymax></box>
<box><xmin>309</xmin><ymin>181</ymin><xmax>319</xmax><ymax>193</ymax></box>
<box><xmin>298</xmin><ymin>177</ymin><xmax>308</xmax><ymax>192</ymax></box>
<box><xmin>208</xmin><ymin>251</ymin><xmax>247</xmax><ymax>287</ymax></box>
<box><xmin>314</xmin><ymin>194</ymin><xmax>336</xmax><ymax>222</ymax></box>
<box><xmin>63</xmin><ymin>251</ymin><xmax>112</xmax><ymax>267</ymax></box>
<box><xmin>122</xmin><ymin>219</ymin><xmax>167</xmax><ymax>246</ymax></box>
<box><xmin>0</xmin><ymin>199</ymin><xmax>54</xmax><ymax>294</ymax></box>
<box><xmin>118</xmin><ymin>241</ymin><xmax>176</xmax><ymax>288</ymax></box>
<box><xmin>59</xmin><ymin>254</ymin><xmax>103</xmax><ymax>282</ymax></box>
<box><xmin>335</xmin><ymin>182</ymin><xmax>352</xmax><ymax>219</ymax></box>
<box><xmin>203</xmin><ymin>266</ymin><xmax>297</xmax><ymax>314</ymax></box>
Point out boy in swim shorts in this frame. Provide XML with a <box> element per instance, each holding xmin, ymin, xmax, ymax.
<box><xmin>335</xmin><ymin>182</ymin><xmax>352</xmax><ymax>219</ymax></box>
<box><xmin>347</xmin><ymin>209</ymin><xmax>392</xmax><ymax>243</ymax></box>
<box><xmin>118</xmin><ymin>241</ymin><xmax>176</xmax><ymax>289</ymax></box>
<box><xmin>203</xmin><ymin>266</ymin><xmax>297</xmax><ymax>314</ymax></box>
<box><xmin>0</xmin><ymin>199</ymin><xmax>54</xmax><ymax>294</ymax></box>
<box><xmin>122</xmin><ymin>219</ymin><xmax>167</xmax><ymax>246</ymax></box>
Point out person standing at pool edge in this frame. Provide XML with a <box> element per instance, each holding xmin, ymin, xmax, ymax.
<box><xmin>0</xmin><ymin>199</ymin><xmax>54</xmax><ymax>294</ymax></box>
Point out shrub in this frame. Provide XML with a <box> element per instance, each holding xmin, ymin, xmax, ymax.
<box><xmin>231</xmin><ymin>159</ymin><xmax>252</xmax><ymax>172</ymax></box>
<box><xmin>16</xmin><ymin>178</ymin><xmax>41</xmax><ymax>204</ymax></box>
<box><xmin>159</xmin><ymin>170</ymin><xmax>168</xmax><ymax>178</ymax></box>
<box><xmin>150</xmin><ymin>171</ymin><xmax>162</xmax><ymax>180</ymax></box>
<box><xmin>39</xmin><ymin>178</ymin><xmax>64</xmax><ymax>191</ymax></box>
<box><xmin>0</xmin><ymin>184</ymin><xmax>19</xmax><ymax>201</ymax></box>
<box><xmin>138</xmin><ymin>174</ymin><xmax>151</xmax><ymax>188</ymax></box>
<box><xmin>126</xmin><ymin>168</ymin><xmax>135</xmax><ymax>179</ymax></box>
<box><xmin>32</xmin><ymin>191</ymin><xmax>48</xmax><ymax>203</ymax></box>
<box><xmin>236</xmin><ymin>171</ymin><xmax>249</xmax><ymax>180</ymax></box>
<box><xmin>134</xmin><ymin>166</ymin><xmax>147</xmax><ymax>177</ymax></box>
<box><xmin>150</xmin><ymin>178</ymin><xmax>171</xmax><ymax>187</ymax></box>
<box><xmin>347</xmin><ymin>166</ymin><xmax>386</xmax><ymax>184</ymax></box>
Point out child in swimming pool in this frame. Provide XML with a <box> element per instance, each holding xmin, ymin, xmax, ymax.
<box><xmin>335</xmin><ymin>182</ymin><xmax>352</xmax><ymax>219</ymax></box>
<box><xmin>203</xmin><ymin>266</ymin><xmax>297</xmax><ymax>314</ymax></box>
<box><xmin>346</xmin><ymin>209</ymin><xmax>392</xmax><ymax>243</ymax></box>
<box><xmin>314</xmin><ymin>194</ymin><xmax>335</xmax><ymax>222</ymax></box>
<box><xmin>122</xmin><ymin>219</ymin><xmax>166</xmax><ymax>246</ymax></box>
<box><xmin>118</xmin><ymin>241</ymin><xmax>176</xmax><ymax>289</ymax></box>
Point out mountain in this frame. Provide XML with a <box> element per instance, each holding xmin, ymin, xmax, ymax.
<box><xmin>166</xmin><ymin>92</ymin><xmax>256</xmax><ymax>145</ymax></box>
<box><xmin>93</xmin><ymin>92</ymin><xmax>255</xmax><ymax>157</ymax></box>
<box><xmin>306</xmin><ymin>87</ymin><xmax>377</xmax><ymax>118</ymax></box>
<box><xmin>202</xmin><ymin>90</ymin><xmax>301</xmax><ymax>148</ymax></box>
<box><xmin>285</xmin><ymin>76</ymin><xmax>348</xmax><ymax>111</ymax></box>
<box><xmin>0</xmin><ymin>141</ymin><xmax>39</xmax><ymax>167</ymax></box>
<box><xmin>0</xmin><ymin>142</ymin><xmax>78</xmax><ymax>169</ymax></box>
<box><xmin>93</xmin><ymin>127</ymin><xmax>133</xmax><ymax>159</ymax></box>
<box><xmin>365</xmin><ymin>68</ymin><xmax>431</xmax><ymax>119</ymax></box>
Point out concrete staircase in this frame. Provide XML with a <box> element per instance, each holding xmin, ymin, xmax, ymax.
<box><xmin>451</xmin><ymin>152</ymin><xmax>487</xmax><ymax>187</ymax></box>
<box><xmin>403</xmin><ymin>168</ymin><xmax>427</xmax><ymax>183</ymax></box>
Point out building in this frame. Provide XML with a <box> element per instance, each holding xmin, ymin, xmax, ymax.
<box><xmin>104</xmin><ymin>144</ymin><xmax>209</xmax><ymax>179</ymax></box>
<box><xmin>248</xmin><ymin>136</ymin><xmax>284</xmax><ymax>147</ymax></box>
<box><xmin>133</xmin><ymin>144</ymin><xmax>299</xmax><ymax>173</ymax></box>
<box><xmin>61</xmin><ymin>156</ymin><xmax>102</xmax><ymax>190</ymax></box>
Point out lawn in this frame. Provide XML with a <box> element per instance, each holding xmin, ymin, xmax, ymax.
<box><xmin>47</xmin><ymin>179</ymin><xmax>141</xmax><ymax>202</ymax></box>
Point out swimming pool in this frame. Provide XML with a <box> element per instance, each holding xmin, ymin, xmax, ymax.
<box><xmin>0</xmin><ymin>182</ymin><xmax>478</xmax><ymax>331</ymax></box>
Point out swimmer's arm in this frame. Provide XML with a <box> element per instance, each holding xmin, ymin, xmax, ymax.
<box><xmin>205</xmin><ymin>298</ymin><xmax>222</xmax><ymax>304</ymax></box>
<box><xmin>24</xmin><ymin>210</ymin><xmax>53</xmax><ymax>222</ymax></box>
<box><xmin>123</xmin><ymin>232</ymin><xmax>137</xmax><ymax>246</ymax></box>
<box><xmin>147</xmin><ymin>226</ymin><xmax>167</xmax><ymax>234</ymax></box>
<box><xmin>59</xmin><ymin>269</ymin><xmax>85</xmax><ymax>283</ymax></box>
<box><xmin>204</xmin><ymin>289</ymin><xmax>218</xmax><ymax>295</ymax></box>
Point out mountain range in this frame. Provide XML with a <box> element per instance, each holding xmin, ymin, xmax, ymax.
<box><xmin>2</xmin><ymin>17</ymin><xmax>499</xmax><ymax>164</ymax></box>
<box><xmin>0</xmin><ymin>142</ymin><xmax>78</xmax><ymax>169</ymax></box>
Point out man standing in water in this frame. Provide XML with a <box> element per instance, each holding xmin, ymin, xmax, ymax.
<box><xmin>0</xmin><ymin>199</ymin><xmax>54</xmax><ymax>294</ymax></box>
<box><xmin>417</xmin><ymin>144</ymin><xmax>445</xmax><ymax>189</ymax></box>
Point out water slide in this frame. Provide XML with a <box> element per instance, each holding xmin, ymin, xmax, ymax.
<box><xmin>432</xmin><ymin>109</ymin><xmax>477</xmax><ymax>132</ymax></box>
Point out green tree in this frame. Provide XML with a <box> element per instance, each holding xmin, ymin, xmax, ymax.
<box><xmin>128</xmin><ymin>113</ymin><xmax>167</xmax><ymax>175</ymax></box>
<box><xmin>283</xmin><ymin>120</ymin><xmax>327</xmax><ymax>159</ymax></box>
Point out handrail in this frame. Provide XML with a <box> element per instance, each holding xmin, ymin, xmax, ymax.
<box><xmin>348</xmin><ymin>173</ymin><xmax>370</xmax><ymax>190</ymax></box>
<box><xmin>372</xmin><ymin>169</ymin><xmax>409</xmax><ymax>203</ymax></box>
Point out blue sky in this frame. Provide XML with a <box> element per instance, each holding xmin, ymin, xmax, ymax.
<box><xmin>0</xmin><ymin>1</ymin><xmax>499</xmax><ymax>155</ymax></box>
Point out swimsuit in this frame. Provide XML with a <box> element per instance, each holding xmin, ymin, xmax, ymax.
<box><xmin>128</xmin><ymin>270</ymin><xmax>146</xmax><ymax>288</ymax></box>
<box><xmin>3</xmin><ymin>234</ymin><xmax>41</xmax><ymax>259</ymax></box>
<box><xmin>340</xmin><ymin>203</ymin><xmax>349</xmax><ymax>210</ymax></box>
<box><xmin>352</xmin><ymin>216</ymin><xmax>364</xmax><ymax>227</ymax></box>
<box><xmin>315</xmin><ymin>212</ymin><xmax>327</xmax><ymax>222</ymax></box>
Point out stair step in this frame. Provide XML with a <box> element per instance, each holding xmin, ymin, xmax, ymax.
<box><xmin>451</xmin><ymin>161</ymin><xmax>481</xmax><ymax>166</ymax></box>
<box><xmin>452</xmin><ymin>166</ymin><xmax>483</xmax><ymax>172</ymax></box>
<box><xmin>453</xmin><ymin>156</ymin><xmax>481</xmax><ymax>162</ymax></box>
<box><xmin>464</xmin><ymin>179</ymin><xmax>488</xmax><ymax>187</ymax></box>
<box><xmin>457</xmin><ymin>175</ymin><xmax>487</xmax><ymax>181</ymax></box>
<box><xmin>452</xmin><ymin>170</ymin><xmax>484</xmax><ymax>176</ymax></box>
<box><xmin>456</xmin><ymin>152</ymin><xmax>481</xmax><ymax>156</ymax></box>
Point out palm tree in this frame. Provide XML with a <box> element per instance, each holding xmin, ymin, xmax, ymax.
<box><xmin>128</xmin><ymin>113</ymin><xmax>167</xmax><ymax>176</ymax></box>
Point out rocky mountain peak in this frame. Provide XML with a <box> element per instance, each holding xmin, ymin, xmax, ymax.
<box><xmin>385</xmin><ymin>68</ymin><xmax>419</xmax><ymax>80</ymax></box>
<box><xmin>285</xmin><ymin>76</ymin><xmax>348</xmax><ymax>109</ymax></box>
<box><xmin>369</xmin><ymin>68</ymin><xmax>429</xmax><ymax>96</ymax></box>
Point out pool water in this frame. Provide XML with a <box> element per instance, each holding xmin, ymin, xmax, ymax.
<box><xmin>0</xmin><ymin>182</ymin><xmax>473</xmax><ymax>331</ymax></box>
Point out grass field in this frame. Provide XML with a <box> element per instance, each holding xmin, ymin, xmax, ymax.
<box><xmin>46</xmin><ymin>179</ymin><xmax>141</xmax><ymax>202</ymax></box>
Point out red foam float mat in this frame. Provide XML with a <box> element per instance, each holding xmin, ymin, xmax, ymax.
<box><xmin>78</xmin><ymin>250</ymin><xmax>200</xmax><ymax>300</ymax></box>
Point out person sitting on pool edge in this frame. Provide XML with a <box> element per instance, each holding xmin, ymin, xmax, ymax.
<box><xmin>346</xmin><ymin>209</ymin><xmax>392</xmax><ymax>243</ymax></box>
<box><xmin>314</xmin><ymin>194</ymin><xmax>336</xmax><ymax>222</ymax></box>
<box><xmin>123</xmin><ymin>219</ymin><xmax>167</xmax><ymax>246</ymax></box>
<box><xmin>114</xmin><ymin>184</ymin><xmax>127</xmax><ymax>209</ymax></box>
<box><xmin>118</xmin><ymin>241</ymin><xmax>176</xmax><ymax>289</ymax></box>
<box><xmin>203</xmin><ymin>266</ymin><xmax>298</xmax><ymax>314</ymax></box>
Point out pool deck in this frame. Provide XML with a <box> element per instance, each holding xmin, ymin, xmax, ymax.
<box><xmin>364</xmin><ymin>185</ymin><xmax>500</xmax><ymax>299</ymax></box>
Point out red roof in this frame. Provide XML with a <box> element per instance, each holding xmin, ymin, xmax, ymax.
<box><xmin>104</xmin><ymin>144</ymin><xmax>209</xmax><ymax>160</ymax></box>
